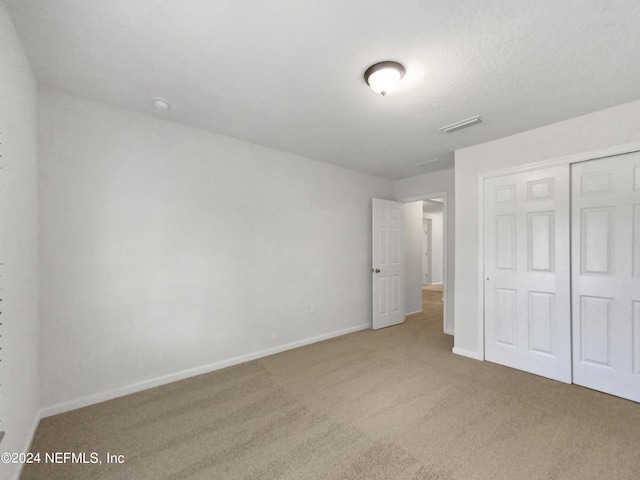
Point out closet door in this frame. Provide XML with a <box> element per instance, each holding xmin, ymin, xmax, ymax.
<box><xmin>571</xmin><ymin>152</ymin><xmax>640</xmax><ymax>402</ymax></box>
<box><xmin>484</xmin><ymin>165</ymin><xmax>571</xmax><ymax>382</ymax></box>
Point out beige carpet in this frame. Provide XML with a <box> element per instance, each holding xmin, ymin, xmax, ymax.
<box><xmin>422</xmin><ymin>284</ymin><xmax>444</xmax><ymax>292</ymax></box>
<box><xmin>22</xmin><ymin>291</ymin><xmax>640</xmax><ymax>479</ymax></box>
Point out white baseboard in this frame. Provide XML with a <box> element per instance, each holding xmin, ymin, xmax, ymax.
<box><xmin>40</xmin><ymin>323</ymin><xmax>370</xmax><ymax>418</ymax></box>
<box><xmin>14</xmin><ymin>411</ymin><xmax>43</xmax><ymax>480</ymax></box>
<box><xmin>452</xmin><ymin>347</ymin><xmax>483</xmax><ymax>361</ymax></box>
<box><xmin>405</xmin><ymin>310</ymin><xmax>423</xmax><ymax>317</ymax></box>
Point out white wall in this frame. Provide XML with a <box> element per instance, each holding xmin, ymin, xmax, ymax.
<box><xmin>403</xmin><ymin>201</ymin><xmax>423</xmax><ymax>315</ymax></box>
<box><xmin>393</xmin><ymin>168</ymin><xmax>454</xmax><ymax>334</ymax></box>
<box><xmin>423</xmin><ymin>211</ymin><xmax>443</xmax><ymax>284</ymax></box>
<box><xmin>0</xmin><ymin>5</ymin><xmax>39</xmax><ymax>480</ymax></box>
<box><xmin>454</xmin><ymin>99</ymin><xmax>640</xmax><ymax>359</ymax></box>
<box><xmin>38</xmin><ymin>89</ymin><xmax>393</xmax><ymax>414</ymax></box>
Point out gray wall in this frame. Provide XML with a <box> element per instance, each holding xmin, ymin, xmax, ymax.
<box><xmin>38</xmin><ymin>88</ymin><xmax>393</xmax><ymax>414</ymax></box>
<box><xmin>0</xmin><ymin>4</ymin><xmax>40</xmax><ymax>480</ymax></box>
<box><xmin>403</xmin><ymin>201</ymin><xmax>424</xmax><ymax>315</ymax></box>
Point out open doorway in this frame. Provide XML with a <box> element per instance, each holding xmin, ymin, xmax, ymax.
<box><xmin>422</xmin><ymin>198</ymin><xmax>444</xmax><ymax>289</ymax></box>
<box><xmin>403</xmin><ymin>195</ymin><xmax>449</xmax><ymax>334</ymax></box>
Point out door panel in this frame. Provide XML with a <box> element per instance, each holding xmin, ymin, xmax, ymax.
<box><xmin>528</xmin><ymin>211</ymin><xmax>554</xmax><ymax>272</ymax></box>
<box><xmin>528</xmin><ymin>291</ymin><xmax>555</xmax><ymax>354</ymax></box>
<box><xmin>572</xmin><ymin>152</ymin><xmax>640</xmax><ymax>402</ymax></box>
<box><xmin>372</xmin><ymin>199</ymin><xmax>405</xmax><ymax>329</ymax></box>
<box><xmin>580</xmin><ymin>207</ymin><xmax>614</xmax><ymax>274</ymax></box>
<box><xmin>495</xmin><ymin>215</ymin><xmax>516</xmax><ymax>269</ymax></box>
<box><xmin>484</xmin><ymin>166</ymin><xmax>571</xmax><ymax>383</ymax></box>
<box><xmin>579</xmin><ymin>295</ymin><xmax>612</xmax><ymax>366</ymax></box>
<box><xmin>495</xmin><ymin>288</ymin><xmax>517</xmax><ymax>345</ymax></box>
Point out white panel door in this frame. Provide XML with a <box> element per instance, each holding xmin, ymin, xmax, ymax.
<box><xmin>372</xmin><ymin>199</ymin><xmax>405</xmax><ymax>329</ymax></box>
<box><xmin>423</xmin><ymin>219</ymin><xmax>432</xmax><ymax>285</ymax></box>
<box><xmin>571</xmin><ymin>152</ymin><xmax>640</xmax><ymax>402</ymax></box>
<box><xmin>484</xmin><ymin>166</ymin><xmax>571</xmax><ymax>382</ymax></box>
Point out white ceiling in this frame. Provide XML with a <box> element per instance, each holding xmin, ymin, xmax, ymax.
<box><xmin>6</xmin><ymin>0</ymin><xmax>640</xmax><ymax>179</ymax></box>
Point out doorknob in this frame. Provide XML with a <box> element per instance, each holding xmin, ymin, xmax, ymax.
<box><xmin>372</xmin><ymin>268</ymin><xmax>381</xmax><ymax>273</ymax></box>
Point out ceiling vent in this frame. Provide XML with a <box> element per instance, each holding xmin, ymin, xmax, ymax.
<box><xmin>438</xmin><ymin>115</ymin><xmax>482</xmax><ymax>133</ymax></box>
<box><xmin>415</xmin><ymin>158</ymin><xmax>439</xmax><ymax>166</ymax></box>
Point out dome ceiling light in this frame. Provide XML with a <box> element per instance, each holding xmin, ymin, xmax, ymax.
<box><xmin>364</xmin><ymin>61</ymin><xmax>405</xmax><ymax>96</ymax></box>
<box><xmin>152</xmin><ymin>97</ymin><xmax>170</xmax><ymax>110</ymax></box>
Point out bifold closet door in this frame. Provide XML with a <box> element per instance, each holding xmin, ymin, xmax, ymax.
<box><xmin>484</xmin><ymin>165</ymin><xmax>571</xmax><ymax>383</ymax></box>
<box><xmin>571</xmin><ymin>152</ymin><xmax>640</xmax><ymax>402</ymax></box>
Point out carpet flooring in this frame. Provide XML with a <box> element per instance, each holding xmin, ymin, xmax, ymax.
<box><xmin>421</xmin><ymin>284</ymin><xmax>444</xmax><ymax>292</ymax></box>
<box><xmin>21</xmin><ymin>291</ymin><xmax>640</xmax><ymax>479</ymax></box>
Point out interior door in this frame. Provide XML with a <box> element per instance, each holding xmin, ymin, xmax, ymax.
<box><xmin>484</xmin><ymin>165</ymin><xmax>571</xmax><ymax>382</ymax></box>
<box><xmin>372</xmin><ymin>199</ymin><xmax>405</xmax><ymax>329</ymax></box>
<box><xmin>571</xmin><ymin>152</ymin><xmax>640</xmax><ymax>402</ymax></box>
<box><xmin>423</xmin><ymin>219</ymin><xmax>432</xmax><ymax>285</ymax></box>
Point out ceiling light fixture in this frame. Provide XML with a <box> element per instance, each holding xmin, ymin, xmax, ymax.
<box><xmin>438</xmin><ymin>115</ymin><xmax>482</xmax><ymax>133</ymax></box>
<box><xmin>364</xmin><ymin>61</ymin><xmax>405</xmax><ymax>96</ymax></box>
<box><xmin>152</xmin><ymin>97</ymin><xmax>170</xmax><ymax>111</ymax></box>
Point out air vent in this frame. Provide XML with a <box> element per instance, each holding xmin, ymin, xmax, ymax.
<box><xmin>416</xmin><ymin>159</ymin><xmax>439</xmax><ymax>166</ymax></box>
<box><xmin>439</xmin><ymin>115</ymin><xmax>482</xmax><ymax>133</ymax></box>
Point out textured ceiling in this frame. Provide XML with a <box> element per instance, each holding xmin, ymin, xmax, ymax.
<box><xmin>6</xmin><ymin>0</ymin><xmax>640</xmax><ymax>179</ymax></box>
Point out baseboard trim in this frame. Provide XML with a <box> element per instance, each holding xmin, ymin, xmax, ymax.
<box><xmin>405</xmin><ymin>310</ymin><xmax>423</xmax><ymax>318</ymax></box>
<box><xmin>452</xmin><ymin>347</ymin><xmax>483</xmax><ymax>361</ymax></box>
<box><xmin>14</xmin><ymin>410</ymin><xmax>42</xmax><ymax>480</ymax></box>
<box><xmin>40</xmin><ymin>323</ymin><xmax>370</xmax><ymax>418</ymax></box>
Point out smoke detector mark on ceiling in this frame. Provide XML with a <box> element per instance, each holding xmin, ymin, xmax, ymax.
<box><xmin>438</xmin><ymin>115</ymin><xmax>482</xmax><ymax>133</ymax></box>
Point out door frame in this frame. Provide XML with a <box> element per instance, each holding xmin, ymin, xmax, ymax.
<box><xmin>399</xmin><ymin>192</ymin><xmax>451</xmax><ymax>335</ymax></box>
<box><xmin>423</xmin><ymin>218</ymin><xmax>433</xmax><ymax>285</ymax></box>
<box><xmin>477</xmin><ymin>141</ymin><xmax>640</xmax><ymax>361</ymax></box>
